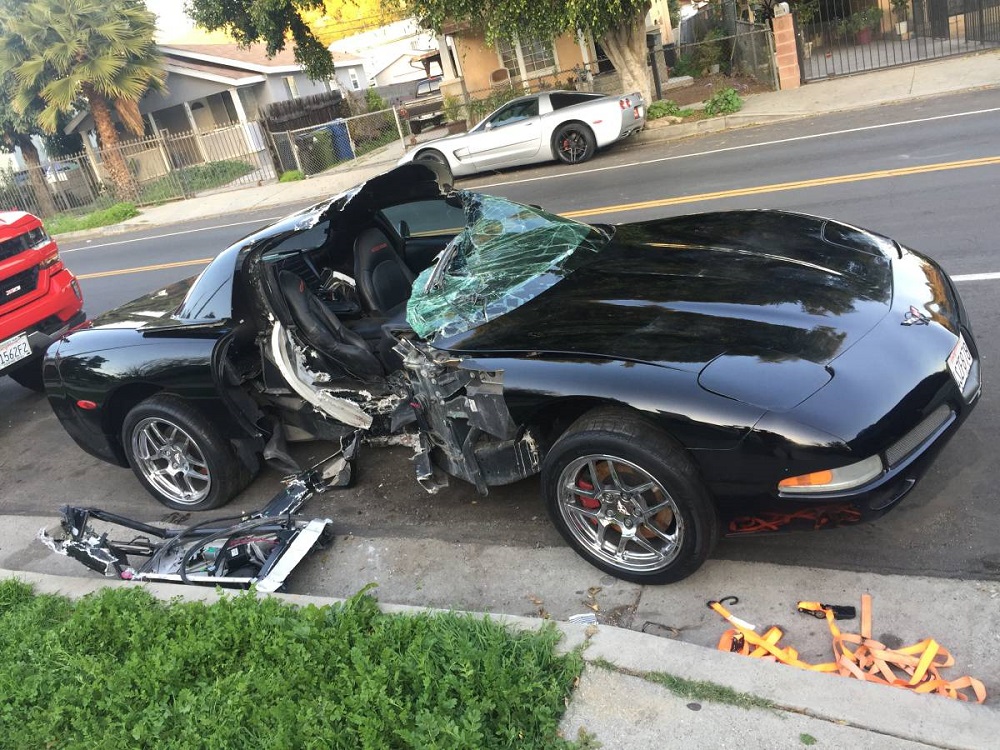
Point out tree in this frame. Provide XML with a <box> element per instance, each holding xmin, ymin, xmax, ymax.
<box><xmin>406</xmin><ymin>0</ymin><xmax>654</xmax><ymax>102</ymax></box>
<box><xmin>186</xmin><ymin>0</ymin><xmax>337</xmax><ymax>79</ymax></box>
<box><xmin>0</xmin><ymin>85</ymin><xmax>59</xmax><ymax>218</ymax></box>
<box><xmin>0</xmin><ymin>0</ymin><xmax>166</xmax><ymax>199</ymax></box>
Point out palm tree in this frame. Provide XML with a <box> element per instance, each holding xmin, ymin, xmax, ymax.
<box><xmin>0</xmin><ymin>0</ymin><xmax>165</xmax><ymax>199</ymax></box>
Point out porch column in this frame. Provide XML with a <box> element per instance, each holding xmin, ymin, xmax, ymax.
<box><xmin>229</xmin><ymin>88</ymin><xmax>249</xmax><ymax>123</ymax></box>
<box><xmin>182</xmin><ymin>101</ymin><xmax>209</xmax><ymax>161</ymax></box>
<box><xmin>437</xmin><ymin>34</ymin><xmax>459</xmax><ymax>80</ymax></box>
<box><xmin>147</xmin><ymin>112</ymin><xmax>172</xmax><ymax>174</ymax></box>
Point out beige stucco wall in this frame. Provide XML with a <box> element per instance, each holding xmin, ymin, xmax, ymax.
<box><xmin>453</xmin><ymin>30</ymin><xmax>586</xmax><ymax>96</ymax></box>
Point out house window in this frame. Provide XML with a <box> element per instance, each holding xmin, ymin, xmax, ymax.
<box><xmin>348</xmin><ymin>69</ymin><xmax>361</xmax><ymax>90</ymax></box>
<box><xmin>283</xmin><ymin>76</ymin><xmax>300</xmax><ymax>99</ymax></box>
<box><xmin>496</xmin><ymin>35</ymin><xmax>556</xmax><ymax>80</ymax></box>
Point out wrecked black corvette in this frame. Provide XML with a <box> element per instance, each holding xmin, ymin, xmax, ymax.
<box><xmin>44</xmin><ymin>163</ymin><xmax>981</xmax><ymax>583</ymax></box>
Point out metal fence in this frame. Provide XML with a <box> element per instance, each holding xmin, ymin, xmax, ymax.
<box><xmin>798</xmin><ymin>0</ymin><xmax>1000</xmax><ymax>81</ymax></box>
<box><xmin>270</xmin><ymin>107</ymin><xmax>407</xmax><ymax>177</ymax></box>
<box><xmin>0</xmin><ymin>156</ymin><xmax>107</xmax><ymax>219</ymax></box>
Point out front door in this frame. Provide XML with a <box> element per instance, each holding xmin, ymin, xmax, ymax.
<box><xmin>467</xmin><ymin>98</ymin><xmax>543</xmax><ymax>170</ymax></box>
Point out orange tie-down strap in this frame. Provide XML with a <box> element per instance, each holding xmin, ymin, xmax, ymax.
<box><xmin>709</xmin><ymin>595</ymin><xmax>987</xmax><ymax>703</ymax></box>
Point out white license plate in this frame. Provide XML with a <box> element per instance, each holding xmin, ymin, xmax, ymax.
<box><xmin>947</xmin><ymin>334</ymin><xmax>973</xmax><ymax>393</ymax></box>
<box><xmin>0</xmin><ymin>333</ymin><xmax>32</xmax><ymax>369</ymax></box>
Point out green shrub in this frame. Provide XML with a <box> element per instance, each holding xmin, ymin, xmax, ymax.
<box><xmin>647</xmin><ymin>100</ymin><xmax>696</xmax><ymax>120</ymax></box>
<box><xmin>137</xmin><ymin>159</ymin><xmax>256</xmax><ymax>204</ymax></box>
<box><xmin>704</xmin><ymin>87</ymin><xmax>743</xmax><ymax>116</ymax></box>
<box><xmin>45</xmin><ymin>202</ymin><xmax>139</xmax><ymax>235</ymax></box>
<box><xmin>670</xmin><ymin>54</ymin><xmax>699</xmax><ymax>78</ymax></box>
<box><xmin>0</xmin><ymin>581</ymin><xmax>584</xmax><ymax>750</ymax></box>
<box><xmin>279</xmin><ymin>169</ymin><xmax>304</xmax><ymax>182</ymax></box>
<box><xmin>365</xmin><ymin>87</ymin><xmax>388</xmax><ymax>112</ymax></box>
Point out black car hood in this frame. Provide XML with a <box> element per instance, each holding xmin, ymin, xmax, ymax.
<box><xmin>437</xmin><ymin>211</ymin><xmax>894</xmax><ymax>373</ymax></box>
<box><xmin>88</xmin><ymin>277</ymin><xmax>197</xmax><ymax>331</ymax></box>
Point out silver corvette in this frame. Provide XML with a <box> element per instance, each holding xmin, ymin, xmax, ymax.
<box><xmin>396</xmin><ymin>89</ymin><xmax>645</xmax><ymax>177</ymax></box>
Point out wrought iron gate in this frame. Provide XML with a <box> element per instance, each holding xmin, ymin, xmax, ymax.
<box><xmin>797</xmin><ymin>0</ymin><xmax>1000</xmax><ymax>81</ymax></box>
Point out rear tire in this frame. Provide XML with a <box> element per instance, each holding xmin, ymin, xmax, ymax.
<box><xmin>121</xmin><ymin>394</ymin><xmax>255</xmax><ymax>511</ymax></box>
<box><xmin>8</xmin><ymin>359</ymin><xmax>44</xmax><ymax>392</ymax></box>
<box><xmin>552</xmin><ymin>123</ymin><xmax>596</xmax><ymax>165</ymax></box>
<box><xmin>541</xmin><ymin>408</ymin><xmax>718</xmax><ymax>584</ymax></box>
<box><xmin>410</xmin><ymin>121</ymin><xmax>423</xmax><ymax>135</ymax></box>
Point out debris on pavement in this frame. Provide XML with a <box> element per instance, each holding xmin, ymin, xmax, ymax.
<box><xmin>709</xmin><ymin>594</ymin><xmax>987</xmax><ymax>703</ymax></box>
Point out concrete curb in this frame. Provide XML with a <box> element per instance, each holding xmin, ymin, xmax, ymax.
<box><xmin>5</xmin><ymin>568</ymin><xmax>997</xmax><ymax>747</ymax></box>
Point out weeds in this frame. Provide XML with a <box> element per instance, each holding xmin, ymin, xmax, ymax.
<box><xmin>0</xmin><ymin>580</ymin><xmax>585</xmax><ymax>750</ymax></box>
<box><xmin>45</xmin><ymin>202</ymin><xmax>139</xmax><ymax>235</ymax></box>
<box><xmin>591</xmin><ymin>657</ymin><xmax>774</xmax><ymax>711</ymax></box>
<box><xmin>704</xmin><ymin>87</ymin><xmax>743</xmax><ymax>116</ymax></box>
<box><xmin>647</xmin><ymin>100</ymin><xmax>696</xmax><ymax>120</ymax></box>
<box><xmin>279</xmin><ymin>170</ymin><xmax>304</xmax><ymax>182</ymax></box>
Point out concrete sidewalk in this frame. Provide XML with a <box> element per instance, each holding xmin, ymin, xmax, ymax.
<box><xmin>57</xmin><ymin>50</ymin><xmax>1000</xmax><ymax>243</ymax></box>
<box><xmin>2</xmin><ymin>513</ymin><xmax>998</xmax><ymax>747</ymax></box>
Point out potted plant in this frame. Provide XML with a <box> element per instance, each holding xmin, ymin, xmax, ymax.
<box><xmin>891</xmin><ymin>0</ymin><xmax>909</xmax><ymax>37</ymax></box>
<box><xmin>850</xmin><ymin>7</ymin><xmax>881</xmax><ymax>45</ymax></box>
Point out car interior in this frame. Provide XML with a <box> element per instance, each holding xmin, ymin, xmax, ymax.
<box><xmin>261</xmin><ymin>195</ymin><xmax>464</xmax><ymax>382</ymax></box>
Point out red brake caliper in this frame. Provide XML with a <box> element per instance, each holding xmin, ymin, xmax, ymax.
<box><xmin>577</xmin><ymin>479</ymin><xmax>600</xmax><ymax>526</ymax></box>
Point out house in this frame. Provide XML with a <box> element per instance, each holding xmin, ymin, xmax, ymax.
<box><xmin>434</xmin><ymin>6</ymin><xmax>675</xmax><ymax>102</ymax></box>
<box><xmin>62</xmin><ymin>43</ymin><xmax>366</xmax><ymax>186</ymax></box>
<box><xmin>328</xmin><ymin>18</ymin><xmax>442</xmax><ymax>104</ymax></box>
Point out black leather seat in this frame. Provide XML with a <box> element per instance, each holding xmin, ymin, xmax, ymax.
<box><xmin>277</xmin><ymin>270</ymin><xmax>383</xmax><ymax>378</ymax></box>
<box><xmin>354</xmin><ymin>227</ymin><xmax>414</xmax><ymax>316</ymax></box>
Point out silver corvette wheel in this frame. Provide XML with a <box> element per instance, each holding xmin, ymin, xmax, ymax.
<box><xmin>130</xmin><ymin>416</ymin><xmax>212</xmax><ymax>506</ymax></box>
<box><xmin>555</xmin><ymin>454</ymin><xmax>683</xmax><ymax>573</ymax></box>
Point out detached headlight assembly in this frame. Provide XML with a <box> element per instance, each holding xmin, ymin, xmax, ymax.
<box><xmin>778</xmin><ymin>455</ymin><xmax>884</xmax><ymax>494</ymax></box>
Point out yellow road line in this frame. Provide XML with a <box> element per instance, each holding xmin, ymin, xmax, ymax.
<box><xmin>562</xmin><ymin>155</ymin><xmax>1000</xmax><ymax>218</ymax></box>
<box><xmin>79</xmin><ymin>155</ymin><xmax>1000</xmax><ymax>280</ymax></box>
<box><xmin>77</xmin><ymin>257</ymin><xmax>213</xmax><ymax>280</ymax></box>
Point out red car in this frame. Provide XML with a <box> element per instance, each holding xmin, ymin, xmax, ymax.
<box><xmin>0</xmin><ymin>211</ymin><xmax>85</xmax><ymax>391</ymax></box>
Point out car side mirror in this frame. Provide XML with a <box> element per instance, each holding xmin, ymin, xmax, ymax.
<box><xmin>484</xmin><ymin>122</ymin><xmax>493</xmax><ymax>131</ymax></box>
<box><xmin>399</xmin><ymin>220</ymin><xmax>411</xmax><ymax>239</ymax></box>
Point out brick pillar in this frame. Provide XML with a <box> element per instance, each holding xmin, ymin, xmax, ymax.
<box><xmin>772</xmin><ymin>13</ymin><xmax>801</xmax><ymax>90</ymax></box>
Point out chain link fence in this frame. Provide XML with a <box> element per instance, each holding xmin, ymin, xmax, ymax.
<box><xmin>270</xmin><ymin>107</ymin><xmax>407</xmax><ymax>177</ymax></box>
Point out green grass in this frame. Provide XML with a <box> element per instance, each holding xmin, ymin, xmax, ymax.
<box><xmin>592</xmin><ymin>658</ymin><xmax>775</xmax><ymax>711</ymax></box>
<box><xmin>44</xmin><ymin>201</ymin><xmax>139</xmax><ymax>235</ymax></box>
<box><xmin>800</xmin><ymin>733</ymin><xmax>818</xmax><ymax>746</ymax></box>
<box><xmin>279</xmin><ymin>169</ymin><xmax>304</xmax><ymax>182</ymax></box>
<box><xmin>0</xmin><ymin>580</ymin><xmax>585</xmax><ymax>750</ymax></box>
<box><xmin>137</xmin><ymin>159</ymin><xmax>256</xmax><ymax>204</ymax></box>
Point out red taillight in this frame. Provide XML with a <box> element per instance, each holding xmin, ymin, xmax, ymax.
<box><xmin>40</xmin><ymin>250</ymin><xmax>63</xmax><ymax>270</ymax></box>
<box><xmin>76</xmin><ymin>400</ymin><xmax>98</xmax><ymax>410</ymax></box>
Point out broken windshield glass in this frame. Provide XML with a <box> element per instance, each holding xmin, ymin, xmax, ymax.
<box><xmin>406</xmin><ymin>192</ymin><xmax>607</xmax><ymax>339</ymax></box>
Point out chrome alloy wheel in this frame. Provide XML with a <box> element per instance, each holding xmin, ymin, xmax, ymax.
<box><xmin>556</xmin><ymin>454</ymin><xmax>683</xmax><ymax>573</ymax></box>
<box><xmin>558</xmin><ymin>129</ymin><xmax>589</xmax><ymax>162</ymax></box>
<box><xmin>130</xmin><ymin>417</ymin><xmax>212</xmax><ymax>506</ymax></box>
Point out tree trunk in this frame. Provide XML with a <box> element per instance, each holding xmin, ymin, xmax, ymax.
<box><xmin>599</xmin><ymin>9</ymin><xmax>654</xmax><ymax>104</ymax></box>
<box><xmin>84</xmin><ymin>85</ymin><xmax>137</xmax><ymax>201</ymax></box>
<box><xmin>14</xmin><ymin>134</ymin><xmax>59</xmax><ymax>218</ymax></box>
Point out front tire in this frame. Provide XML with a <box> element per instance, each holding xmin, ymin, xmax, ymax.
<box><xmin>121</xmin><ymin>394</ymin><xmax>254</xmax><ymax>511</ymax></box>
<box><xmin>8</xmin><ymin>359</ymin><xmax>44</xmax><ymax>392</ymax></box>
<box><xmin>541</xmin><ymin>408</ymin><xmax>718</xmax><ymax>584</ymax></box>
<box><xmin>416</xmin><ymin>148</ymin><xmax>447</xmax><ymax>167</ymax></box>
<box><xmin>552</xmin><ymin>123</ymin><xmax>596</xmax><ymax>165</ymax></box>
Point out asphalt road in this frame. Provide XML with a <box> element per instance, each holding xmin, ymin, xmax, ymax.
<box><xmin>3</xmin><ymin>88</ymin><xmax>999</xmax><ymax>581</ymax></box>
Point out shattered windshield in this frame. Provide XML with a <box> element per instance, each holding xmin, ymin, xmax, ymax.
<box><xmin>407</xmin><ymin>193</ymin><xmax>607</xmax><ymax>339</ymax></box>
